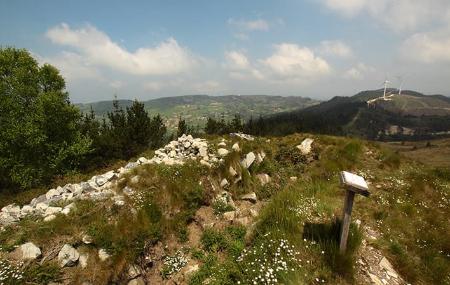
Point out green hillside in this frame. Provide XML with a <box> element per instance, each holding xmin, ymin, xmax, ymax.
<box><xmin>76</xmin><ymin>95</ymin><xmax>319</xmax><ymax>129</ymax></box>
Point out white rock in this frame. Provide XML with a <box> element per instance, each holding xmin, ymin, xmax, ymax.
<box><xmin>46</xmin><ymin>189</ymin><xmax>60</xmax><ymax>200</ymax></box>
<box><xmin>184</xmin><ymin>141</ymin><xmax>191</xmax><ymax>148</ymax></box>
<box><xmin>44</xmin><ymin>214</ymin><xmax>56</xmax><ymax>222</ymax></box>
<box><xmin>98</xmin><ymin>249</ymin><xmax>110</xmax><ymax>261</ymax></box>
<box><xmin>127</xmin><ymin>277</ymin><xmax>145</xmax><ymax>285</ymax></box>
<box><xmin>127</xmin><ymin>264</ymin><xmax>142</xmax><ymax>279</ymax></box>
<box><xmin>79</xmin><ymin>254</ymin><xmax>88</xmax><ymax>268</ymax></box>
<box><xmin>241</xmin><ymin>192</ymin><xmax>257</xmax><ymax>203</ymax></box>
<box><xmin>21</xmin><ymin>205</ymin><xmax>34</xmax><ymax>215</ymax></box>
<box><xmin>296</xmin><ymin>138</ymin><xmax>314</xmax><ymax>155</ymax></box>
<box><xmin>58</xmin><ymin>244</ymin><xmax>80</xmax><ymax>267</ymax></box>
<box><xmin>0</xmin><ymin>212</ymin><xmax>18</xmax><ymax>226</ymax></box>
<box><xmin>256</xmin><ymin>174</ymin><xmax>271</xmax><ymax>186</ymax></box>
<box><xmin>137</xmin><ymin>157</ymin><xmax>149</xmax><ymax>164</ymax></box>
<box><xmin>217</xmin><ymin>148</ymin><xmax>229</xmax><ymax>157</ymax></box>
<box><xmin>218</xmin><ymin>142</ymin><xmax>226</xmax><ymax>147</ymax></box>
<box><xmin>232</xmin><ymin>143</ymin><xmax>240</xmax><ymax>152</ymax></box>
<box><xmin>45</xmin><ymin>206</ymin><xmax>62</xmax><ymax>217</ymax></box>
<box><xmin>200</xmin><ymin>160</ymin><xmax>212</xmax><ymax>168</ymax></box>
<box><xmin>19</xmin><ymin>242</ymin><xmax>41</xmax><ymax>260</ymax></box>
<box><xmin>229</xmin><ymin>166</ymin><xmax>238</xmax><ymax>177</ymax></box>
<box><xmin>220</xmin><ymin>178</ymin><xmax>229</xmax><ymax>188</ymax></box>
<box><xmin>82</xmin><ymin>234</ymin><xmax>93</xmax><ymax>245</ymax></box>
<box><xmin>241</xmin><ymin>152</ymin><xmax>256</xmax><ymax>169</ymax></box>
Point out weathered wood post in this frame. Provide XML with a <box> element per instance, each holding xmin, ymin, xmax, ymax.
<box><xmin>339</xmin><ymin>171</ymin><xmax>370</xmax><ymax>254</ymax></box>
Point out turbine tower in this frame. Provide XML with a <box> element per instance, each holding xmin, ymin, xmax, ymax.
<box><xmin>383</xmin><ymin>79</ymin><xmax>390</xmax><ymax>100</ymax></box>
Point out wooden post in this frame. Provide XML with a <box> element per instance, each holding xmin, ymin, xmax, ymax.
<box><xmin>339</xmin><ymin>171</ymin><xmax>370</xmax><ymax>254</ymax></box>
<box><xmin>339</xmin><ymin>190</ymin><xmax>355</xmax><ymax>254</ymax></box>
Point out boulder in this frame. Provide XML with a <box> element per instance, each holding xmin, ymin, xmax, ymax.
<box><xmin>21</xmin><ymin>205</ymin><xmax>34</xmax><ymax>216</ymax></box>
<box><xmin>232</xmin><ymin>143</ymin><xmax>240</xmax><ymax>152</ymax></box>
<box><xmin>19</xmin><ymin>242</ymin><xmax>41</xmax><ymax>260</ymax></box>
<box><xmin>61</xmin><ymin>203</ymin><xmax>75</xmax><ymax>215</ymax></box>
<box><xmin>137</xmin><ymin>157</ymin><xmax>149</xmax><ymax>164</ymax></box>
<box><xmin>241</xmin><ymin>152</ymin><xmax>256</xmax><ymax>169</ymax></box>
<box><xmin>0</xmin><ymin>212</ymin><xmax>18</xmax><ymax>226</ymax></box>
<box><xmin>241</xmin><ymin>192</ymin><xmax>257</xmax><ymax>203</ymax></box>
<box><xmin>217</xmin><ymin>148</ymin><xmax>229</xmax><ymax>157</ymax></box>
<box><xmin>218</xmin><ymin>142</ymin><xmax>226</xmax><ymax>147</ymax></box>
<box><xmin>124</xmin><ymin>162</ymin><xmax>139</xmax><ymax>170</ymax></box>
<box><xmin>45</xmin><ymin>206</ymin><xmax>62</xmax><ymax>217</ymax></box>
<box><xmin>44</xmin><ymin>214</ymin><xmax>56</xmax><ymax>222</ymax></box>
<box><xmin>296</xmin><ymin>138</ymin><xmax>314</xmax><ymax>155</ymax></box>
<box><xmin>58</xmin><ymin>244</ymin><xmax>80</xmax><ymax>267</ymax></box>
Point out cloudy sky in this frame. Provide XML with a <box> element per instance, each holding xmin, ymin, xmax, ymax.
<box><xmin>1</xmin><ymin>0</ymin><xmax>450</xmax><ymax>103</ymax></box>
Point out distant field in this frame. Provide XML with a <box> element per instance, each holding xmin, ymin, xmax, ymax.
<box><xmin>383</xmin><ymin>138</ymin><xmax>450</xmax><ymax>168</ymax></box>
<box><xmin>76</xmin><ymin>95</ymin><xmax>319</xmax><ymax>129</ymax></box>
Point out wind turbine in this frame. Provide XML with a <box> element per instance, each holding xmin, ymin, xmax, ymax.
<box><xmin>382</xmin><ymin>79</ymin><xmax>390</xmax><ymax>100</ymax></box>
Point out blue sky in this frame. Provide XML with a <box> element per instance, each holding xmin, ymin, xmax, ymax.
<box><xmin>1</xmin><ymin>0</ymin><xmax>450</xmax><ymax>102</ymax></box>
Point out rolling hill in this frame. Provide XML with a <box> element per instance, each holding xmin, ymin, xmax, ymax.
<box><xmin>76</xmin><ymin>95</ymin><xmax>319</xmax><ymax>129</ymax></box>
<box><xmin>253</xmin><ymin>89</ymin><xmax>450</xmax><ymax>140</ymax></box>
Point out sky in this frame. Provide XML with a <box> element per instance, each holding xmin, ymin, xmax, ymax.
<box><xmin>1</xmin><ymin>0</ymin><xmax>450</xmax><ymax>103</ymax></box>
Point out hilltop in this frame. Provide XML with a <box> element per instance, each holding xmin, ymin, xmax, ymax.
<box><xmin>0</xmin><ymin>133</ymin><xmax>448</xmax><ymax>284</ymax></box>
<box><xmin>76</xmin><ymin>95</ymin><xmax>319</xmax><ymax>129</ymax></box>
<box><xmin>252</xmin><ymin>90</ymin><xmax>450</xmax><ymax>140</ymax></box>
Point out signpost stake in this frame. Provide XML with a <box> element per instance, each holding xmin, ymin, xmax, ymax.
<box><xmin>338</xmin><ymin>171</ymin><xmax>370</xmax><ymax>254</ymax></box>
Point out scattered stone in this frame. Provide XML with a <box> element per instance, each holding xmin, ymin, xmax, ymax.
<box><xmin>229</xmin><ymin>166</ymin><xmax>238</xmax><ymax>177</ymax></box>
<box><xmin>217</xmin><ymin>148</ymin><xmax>229</xmax><ymax>157</ymax></box>
<box><xmin>44</xmin><ymin>214</ymin><xmax>56</xmax><ymax>222</ymax></box>
<box><xmin>241</xmin><ymin>192</ymin><xmax>257</xmax><ymax>203</ymax></box>
<box><xmin>220</xmin><ymin>178</ymin><xmax>229</xmax><ymax>188</ymax></box>
<box><xmin>232</xmin><ymin>142</ymin><xmax>240</xmax><ymax>152</ymax></box>
<box><xmin>127</xmin><ymin>277</ymin><xmax>145</xmax><ymax>285</ymax></box>
<box><xmin>241</xmin><ymin>152</ymin><xmax>256</xmax><ymax>169</ymax></box>
<box><xmin>58</xmin><ymin>244</ymin><xmax>80</xmax><ymax>267</ymax></box>
<box><xmin>256</xmin><ymin>173</ymin><xmax>271</xmax><ymax>186</ymax></box>
<box><xmin>223</xmin><ymin>211</ymin><xmax>235</xmax><ymax>221</ymax></box>
<box><xmin>19</xmin><ymin>242</ymin><xmax>41</xmax><ymax>260</ymax></box>
<box><xmin>79</xmin><ymin>254</ymin><xmax>88</xmax><ymax>269</ymax></box>
<box><xmin>296</xmin><ymin>138</ymin><xmax>314</xmax><ymax>155</ymax></box>
<box><xmin>230</xmin><ymin>133</ymin><xmax>254</xmax><ymax>141</ymax></box>
<box><xmin>82</xmin><ymin>234</ymin><xmax>93</xmax><ymax>245</ymax></box>
<box><xmin>98</xmin><ymin>249</ymin><xmax>110</xmax><ymax>261</ymax></box>
<box><xmin>127</xmin><ymin>264</ymin><xmax>142</xmax><ymax>279</ymax></box>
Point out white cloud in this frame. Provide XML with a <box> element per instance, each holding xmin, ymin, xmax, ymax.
<box><xmin>227</xmin><ymin>18</ymin><xmax>269</xmax><ymax>31</ymax></box>
<box><xmin>46</xmin><ymin>23</ymin><xmax>198</xmax><ymax>75</ymax></box>
<box><xmin>319</xmin><ymin>0</ymin><xmax>450</xmax><ymax>32</ymax></box>
<box><xmin>225</xmin><ymin>51</ymin><xmax>250</xmax><ymax>70</ymax></box>
<box><xmin>262</xmin><ymin>43</ymin><xmax>331</xmax><ymax>78</ymax></box>
<box><xmin>40</xmin><ymin>51</ymin><xmax>102</xmax><ymax>81</ymax></box>
<box><xmin>343</xmin><ymin>62</ymin><xmax>375</xmax><ymax>80</ymax></box>
<box><xmin>318</xmin><ymin>40</ymin><xmax>353</xmax><ymax>58</ymax></box>
<box><xmin>401</xmin><ymin>29</ymin><xmax>450</xmax><ymax>63</ymax></box>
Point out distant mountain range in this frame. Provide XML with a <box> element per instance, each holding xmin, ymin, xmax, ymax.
<box><xmin>257</xmin><ymin>89</ymin><xmax>450</xmax><ymax>140</ymax></box>
<box><xmin>76</xmin><ymin>95</ymin><xmax>319</xmax><ymax>129</ymax></box>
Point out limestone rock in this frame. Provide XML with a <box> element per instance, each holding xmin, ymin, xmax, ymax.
<box><xmin>232</xmin><ymin>143</ymin><xmax>240</xmax><ymax>152</ymax></box>
<box><xmin>217</xmin><ymin>148</ymin><xmax>229</xmax><ymax>157</ymax></box>
<box><xmin>45</xmin><ymin>206</ymin><xmax>62</xmax><ymax>217</ymax></box>
<box><xmin>241</xmin><ymin>192</ymin><xmax>257</xmax><ymax>203</ymax></box>
<box><xmin>218</xmin><ymin>142</ymin><xmax>226</xmax><ymax>147</ymax></box>
<box><xmin>256</xmin><ymin>174</ymin><xmax>271</xmax><ymax>186</ymax></box>
<box><xmin>241</xmin><ymin>152</ymin><xmax>256</xmax><ymax>169</ymax></box>
<box><xmin>58</xmin><ymin>244</ymin><xmax>80</xmax><ymax>267</ymax></box>
<box><xmin>19</xmin><ymin>242</ymin><xmax>41</xmax><ymax>260</ymax></box>
<box><xmin>46</xmin><ymin>189</ymin><xmax>60</xmax><ymax>200</ymax></box>
<box><xmin>296</xmin><ymin>138</ymin><xmax>314</xmax><ymax>155</ymax></box>
<box><xmin>98</xmin><ymin>249</ymin><xmax>110</xmax><ymax>261</ymax></box>
<box><xmin>127</xmin><ymin>264</ymin><xmax>142</xmax><ymax>279</ymax></box>
<box><xmin>128</xmin><ymin>277</ymin><xmax>145</xmax><ymax>285</ymax></box>
<box><xmin>44</xmin><ymin>214</ymin><xmax>56</xmax><ymax>222</ymax></box>
<box><xmin>220</xmin><ymin>178</ymin><xmax>229</xmax><ymax>188</ymax></box>
<box><xmin>79</xmin><ymin>254</ymin><xmax>88</xmax><ymax>269</ymax></box>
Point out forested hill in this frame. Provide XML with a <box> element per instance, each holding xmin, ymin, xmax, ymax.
<box><xmin>248</xmin><ymin>89</ymin><xmax>450</xmax><ymax>140</ymax></box>
<box><xmin>76</xmin><ymin>95</ymin><xmax>319</xmax><ymax>129</ymax></box>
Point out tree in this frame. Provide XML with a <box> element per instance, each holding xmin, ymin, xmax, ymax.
<box><xmin>0</xmin><ymin>47</ymin><xmax>91</xmax><ymax>190</ymax></box>
<box><xmin>177</xmin><ymin>117</ymin><xmax>187</xmax><ymax>137</ymax></box>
